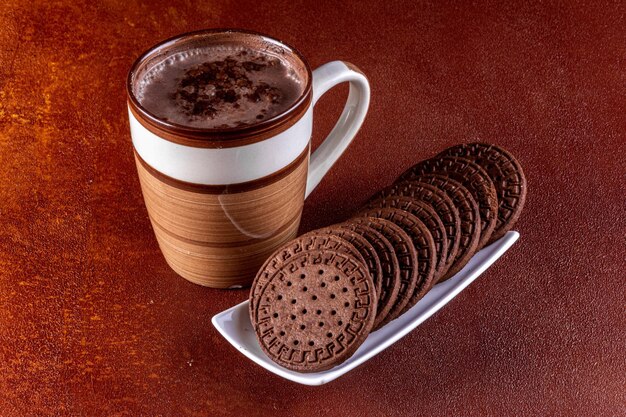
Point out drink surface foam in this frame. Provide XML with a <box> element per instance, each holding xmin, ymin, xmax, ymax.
<box><xmin>134</xmin><ymin>43</ymin><xmax>305</xmax><ymax>129</ymax></box>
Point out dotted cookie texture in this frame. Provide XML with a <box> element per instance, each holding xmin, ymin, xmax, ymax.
<box><xmin>251</xmin><ymin>233</ymin><xmax>364</xmax><ymax>314</ymax></box>
<box><xmin>250</xmin><ymin>250</ymin><xmax>377</xmax><ymax>373</ymax></box>
<box><xmin>316</xmin><ymin>225</ymin><xmax>383</xmax><ymax>301</ymax></box>
<box><xmin>248</xmin><ymin>142</ymin><xmax>527</xmax><ymax>373</ymax></box>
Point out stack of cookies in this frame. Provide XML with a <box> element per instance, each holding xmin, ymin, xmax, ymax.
<box><xmin>249</xmin><ymin>143</ymin><xmax>526</xmax><ymax>373</ymax></box>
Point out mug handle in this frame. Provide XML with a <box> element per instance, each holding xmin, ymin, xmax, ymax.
<box><xmin>305</xmin><ymin>61</ymin><xmax>370</xmax><ymax>198</ymax></box>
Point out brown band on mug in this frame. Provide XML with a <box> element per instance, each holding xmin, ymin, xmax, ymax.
<box><xmin>133</xmin><ymin>144</ymin><xmax>309</xmax><ymax>195</ymax></box>
<box><xmin>149</xmin><ymin>209</ymin><xmax>302</xmax><ymax>249</ymax></box>
<box><xmin>127</xmin><ymin>92</ymin><xmax>312</xmax><ymax>149</ymax></box>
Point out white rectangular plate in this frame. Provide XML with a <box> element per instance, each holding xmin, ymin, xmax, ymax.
<box><xmin>212</xmin><ymin>231</ymin><xmax>519</xmax><ymax>386</ymax></box>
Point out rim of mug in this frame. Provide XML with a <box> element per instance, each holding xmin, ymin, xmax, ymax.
<box><xmin>126</xmin><ymin>29</ymin><xmax>313</xmax><ymax>148</ymax></box>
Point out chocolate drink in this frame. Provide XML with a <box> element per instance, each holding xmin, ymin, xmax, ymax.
<box><xmin>133</xmin><ymin>41</ymin><xmax>306</xmax><ymax>129</ymax></box>
<box><xmin>127</xmin><ymin>29</ymin><xmax>369</xmax><ymax>287</ymax></box>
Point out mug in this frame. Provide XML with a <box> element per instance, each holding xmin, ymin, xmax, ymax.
<box><xmin>126</xmin><ymin>29</ymin><xmax>370</xmax><ymax>288</ymax></box>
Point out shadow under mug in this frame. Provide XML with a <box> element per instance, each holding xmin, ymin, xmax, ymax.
<box><xmin>127</xmin><ymin>30</ymin><xmax>370</xmax><ymax>288</ymax></box>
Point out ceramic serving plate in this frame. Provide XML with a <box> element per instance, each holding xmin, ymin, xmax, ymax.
<box><xmin>212</xmin><ymin>231</ymin><xmax>519</xmax><ymax>386</ymax></box>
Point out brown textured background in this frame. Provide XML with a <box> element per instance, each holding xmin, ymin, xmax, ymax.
<box><xmin>1</xmin><ymin>0</ymin><xmax>625</xmax><ymax>416</ymax></box>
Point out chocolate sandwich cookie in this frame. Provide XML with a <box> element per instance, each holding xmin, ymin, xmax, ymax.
<box><xmin>366</xmin><ymin>196</ymin><xmax>449</xmax><ymax>281</ymax></box>
<box><xmin>356</xmin><ymin>208</ymin><xmax>436</xmax><ymax>314</ymax></box>
<box><xmin>397</xmin><ymin>156</ymin><xmax>498</xmax><ymax>248</ymax></box>
<box><xmin>340</xmin><ymin>223</ymin><xmax>401</xmax><ymax>329</ymax></box>
<box><xmin>438</xmin><ymin>143</ymin><xmax>527</xmax><ymax>243</ymax></box>
<box><xmin>251</xmin><ymin>233</ymin><xmax>365</xmax><ymax>315</ymax></box>
<box><xmin>317</xmin><ymin>225</ymin><xmax>383</xmax><ymax>300</ymax></box>
<box><xmin>347</xmin><ymin>217</ymin><xmax>418</xmax><ymax>327</ymax></box>
<box><xmin>412</xmin><ymin>174</ymin><xmax>481</xmax><ymax>280</ymax></box>
<box><xmin>368</xmin><ymin>181</ymin><xmax>461</xmax><ymax>274</ymax></box>
<box><xmin>250</xmin><ymin>249</ymin><xmax>377</xmax><ymax>373</ymax></box>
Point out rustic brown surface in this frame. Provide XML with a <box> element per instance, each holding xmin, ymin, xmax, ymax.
<box><xmin>1</xmin><ymin>1</ymin><xmax>625</xmax><ymax>415</ymax></box>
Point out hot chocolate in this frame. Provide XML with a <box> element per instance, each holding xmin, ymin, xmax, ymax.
<box><xmin>127</xmin><ymin>29</ymin><xmax>370</xmax><ymax>288</ymax></box>
<box><xmin>133</xmin><ymin>43</ymin><xmax>306</xmax><ymax>129</ymax></box>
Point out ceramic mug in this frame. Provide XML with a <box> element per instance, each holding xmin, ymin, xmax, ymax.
<box><xmin>127</xmin><ymin>30</ymin><xmax>370</xmax><ymax>288</ymax></box>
